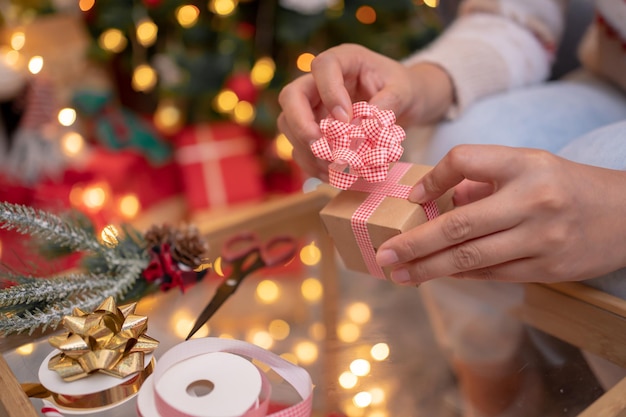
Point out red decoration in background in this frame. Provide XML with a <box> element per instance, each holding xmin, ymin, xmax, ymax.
<box><xmin>142</xmin><ymin>0</ymin><xmax>162</xmax><ymax>8</ymax></box>
<box><xmin>175</xmin><ymin>123</ymin><xmax>265</xmax><ymax>212</ymax></box>
<box><xmin>0</xmin><ymin>148</ymin><xmax>182</xmax><ymax>275</ymax></box>
<box><xmin>225</xmin><ymin>72</ymin><xmax>259</xmax><ymax>104</ymax></box>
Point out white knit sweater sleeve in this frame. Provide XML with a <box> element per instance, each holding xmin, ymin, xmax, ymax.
<box><xmin>405</xmin><ymin>0</ymin><xmax>567</xmax><ymax>117</ymax></box>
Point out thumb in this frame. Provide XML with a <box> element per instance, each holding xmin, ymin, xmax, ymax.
<box><xmin>369</xmin><ymin>86</ymin><xmax>406</xmax><ymax>116</ymax></box>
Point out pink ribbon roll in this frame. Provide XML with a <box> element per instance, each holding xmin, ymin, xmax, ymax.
<box><xmin>311</xmin><ymin>102</ymin><xmax>406</xmax><ymax>189</ymax></box>
<box><xmin>136</xmin><ymin>338</ymin><xmax>313</xmax><ymax>417</ymax></box>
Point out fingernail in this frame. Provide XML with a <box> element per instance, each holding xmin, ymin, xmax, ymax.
<box><xmin>390</xmin><ymin>268</ymin><xmax>411</xmax><ymax>285</ymax></box>
<box><xmin>331</xmin><ymin>106</ymin><xmax>350</xmax><ymax>122</ymax></box>
<box><xmin>376</xmin><ymin>249</ymin><xmax>398</xmax><ymax>266</ymax></box>
<box><xmin>409</xmin><ymin>183</ymin><xmax>426</xmax><ymax>203</ymax></box>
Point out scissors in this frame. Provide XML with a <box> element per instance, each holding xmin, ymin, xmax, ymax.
<box><xmin>186</xmin><ymin>232</ymin><xmax>297</xmax><ymax>340</ymax></box>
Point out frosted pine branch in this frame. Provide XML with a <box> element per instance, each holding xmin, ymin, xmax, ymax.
<box><xmin>0</xmin><ymin>262</ymin><xmax>147</xmax><ymax>335</ymax></box>
<box><xmin>0</xmin><ymin>272</ymin><xmax>117</xmax><ymax>308</ymax></box>
<box><xmin>0</xmin><ymin>202</ymin><xmax>103</xmax><ymax>253</ymax></box>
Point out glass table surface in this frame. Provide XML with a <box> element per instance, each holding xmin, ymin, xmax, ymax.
<box><xmin>0</xmin><ymin>189</ymin><xmax>620</xmax><ymax>417</ymax></box>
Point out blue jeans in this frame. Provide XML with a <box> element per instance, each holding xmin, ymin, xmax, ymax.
<box><xmin>412</xmin><ymin>71</ymin><xmax>626</xmax><ymax>400</ymax></box>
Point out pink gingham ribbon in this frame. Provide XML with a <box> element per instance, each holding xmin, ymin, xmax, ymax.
<box><xmin>311</xmin><ymin>102</ymin><xmax>406</xmax><ymax>190</ymax></box>
<box><xmin>136</xmin><ymin>338</ymin><xmax>313</xmax><ymax>417</ymax></box>
<box><xmin>349</xmin><ymin>162</ymin><xmax>439</xmax><ymax>279</ymax></box>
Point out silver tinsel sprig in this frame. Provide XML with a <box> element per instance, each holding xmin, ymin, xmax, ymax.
<box><xmin>0</xmin><ymin>202</ymin><xmax>152</xmax><ymax>335</ymax></box>
<box><xmin>0</xmin><ymin>202</ymin><xmax>104</xmax><ymax>254</ymax></box>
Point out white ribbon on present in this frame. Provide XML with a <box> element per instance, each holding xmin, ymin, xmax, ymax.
<box><xmin>136</xmin><ymin>338</ymin><xmax>314</xmax><ymax>417</ymax></box>
<box><xmin>175</xmin><ymin>125</ymin><xmax>255</xmax><ymax>208</ymax></box>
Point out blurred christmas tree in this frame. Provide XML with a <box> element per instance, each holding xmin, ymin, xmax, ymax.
<box><xmin>6</xmin><ymin>0</ymin><xmax>441</xmax><ymax>135</ymax></box>
<box><xmin>0</xmin><ymin>0</ymin><xmax>441</xmax><ymax>274</ymax></box>
<box><xmin>0</xmin><ymin>0</ymin><xmax>441</xmax><ymax>216</ymax></box>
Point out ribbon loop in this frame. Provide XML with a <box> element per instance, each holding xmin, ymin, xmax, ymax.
<box><xmin>312</xmin><ymin>101</ymin><xmax>406</xmax><ymax>190</ymax></box>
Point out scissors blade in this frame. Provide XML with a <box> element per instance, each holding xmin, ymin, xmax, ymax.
<box><xmin>185</xmin><ymin>285</ymin><xmax>233</xmax><ymax>340</ymax></box>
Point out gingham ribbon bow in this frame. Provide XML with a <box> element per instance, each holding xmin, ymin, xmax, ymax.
<box><xmin>311</xmin><ymin>101</ymin><xmax>406</xmax><ymax>189</ymax></box>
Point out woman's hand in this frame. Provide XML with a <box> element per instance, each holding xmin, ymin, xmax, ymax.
<box><xmin>277</xmin><ymin>43</ymin><xmax>453</xmax><ymax>180</ymax></box>
<box><xmin>376</xmin><ymin>145</ymin><xmax>626</xmax><ymax>284</ymax></box>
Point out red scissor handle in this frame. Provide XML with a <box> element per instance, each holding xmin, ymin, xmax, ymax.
<box><xmin>222</xmin><ymin>232</ymin><xmax>297</xmax><ymax>267</ymax></box>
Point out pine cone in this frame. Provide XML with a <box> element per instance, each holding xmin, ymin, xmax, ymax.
<box><xmin>170</xmin><ymin>225</ymin><xmax>210</xmax><ymax>269</ymax></box>
<box><xmin>143</xmin><ymin>224</ymin><xmax>176</xmax><ymax>248</ymax></box>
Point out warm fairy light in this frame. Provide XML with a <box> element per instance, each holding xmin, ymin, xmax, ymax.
<box><xmin>60</xmin><ymin>132</ymin><xmax>85</xmax><ymax>157</ymax></box>
<box><xmin>301</xmin><ymin>277</ymin><xmax>323</xmax><ymax>302</ymax></box>
<box><xmin>250</xmin><ymin>57</ymin><xmax>276</xmax><ymax>87</ymax></box>
<box><xmin>256</xmin><ymin>280</ymin><xmax>280</xmax><ymax>303</ymax></box>
<box><xmin>350</xmin><ymin>359</ymin><xmax>371</xmax><ymax>377</ymax></box>
<box><xmin>423</xmin><ymin>0</ymin><xmax>439</xmax><ymax>7</ymax></box>
<box><xmin>308</xmin><ymin>322</ymin><xmax>325</xmax><ymax>340</ymax></box>
<box><xmin>136</xmin><ymin>18</ymin><xmax>158</xmax><ymax>47</ymax></box>
<box><xmin>296</xmin><ymin>53</ymin><xmax>315</xmax><ymax>72</ymax></box>
<box><xmin>339</xmin><ymin>371</ymin><xmax>358</xmax><ymax>389</ymax></box>
<box><xmin>209</xmin><ymin>0</ymin><xmax>238</xmax><ymax>16</ymax></box>
<box><xmin>337</xmin><ymin>322</ymin><xmax>360</xmax><ymax>343</ymax></box>
<box><xmin>10</xmin><ymin>31</ymin><xmax>25</xmax><ymax>51</ymax></box>
<box><xmin>154</xmin><ymin>102</ymin><xmax>183</xmax><ymax>134</ymax></box>
<box><xmin>28</xmin><ymin>56</ymin><xmax>43</xmax><ymax>74</ymax></box>
<box><xmin>219</xmin><ymin>332</ymin><xmax>234</xmax><ymax>339</ymax></box>
<box><xmin>69</xmin><ymin>185</ymin><xmax>83</xmax><ymax>207</ymax></box>
<box><xmin>232</xmin><ymin>100</ymin><xmax>255</xmax><ymax>124</ymax></box>
<box><xmin>132</xmin><ymin>64</ymin><xmax>158</xmax><ymax>92</ymax></box>
<box><xmin>214</xmin><ymin>89</ymin><xmax>238</xmax><ymax>113</ymax></box>
<box><xmin>250</xmin><ymin>330</ymin><xmax>273</xmax><ymax>349</ymax></box>
<box><xmin>275</xmin><ymin>133</ymin><xmax>293</xmax><ymax>160</ymax></box>
<box><xmin>58</xmin><ymin>108</ymin><xmax>77</xmax><ymax>127</ymax></box>
<box><xmin>280</xmin><ymin>352</ymin><xmax>298</xmax><ymax>365</ymax></box>
<box><xmin>98</xmin><ymin>29</ymin><xmax>127</xmax><ymax>53</ymax></box>
<box><xmin>299</xmin><ymin>242</ymin><xmax>321</xmax><ymax>266</ymax></box>
<box><xmin>16</xmin><ymin>343</ymin><xmax>34</xmax><ymax>355</ymax></box>
<box><xmin>347</xmin><ymin>302</ymin><xmax>371</xmax><ymax>324</ymax></box>
<box><xmin>268</xmin><ymin>319</ymin><xmax>290</xmax><ymax>340</ymax></box>
<box><xmin>172</xmin><ymin>310</ymin><xmax>209</xmax><ymax>339</ymax></box>
<box><xmin>369</xmin><ymin>411</ymin><xmax>388</xmax><ymax>417</ymax></box>
<box><xmin>119</xmin><ymin>194</ymin><xmax>141</xmax><ymax>219</ymax></box>
<box><xmin>369</xmin><ymin>387</ymin><xmax>385</xmax><ymax>405</ymax></box>
<box><xmin>341</xmin><ymin>402</ymin><xmax>362</xmax><ymax>417</ymax></box>
<box><xmin>79</xmin><ymin>0</ymin><xmax>95</xmax><ymax>11</ymax></box>
<box><xmin>353</xmin><ymin>391</ymin><xmax>372</xmax><ymax>408</ymax></box>
<box><xmin>82</xmin><ymin>184</ymin><xmax>108</xmax><ymax>209</ymax></box>
<box><xmin>4</xmin><ymin>50</ymin><xmax>20</xmax><ymax>68</ymax></box>
<box><xmin>328</xmin><ymin>0</ymin><xmax>344</xmax><ymax>16</ymax></box>
<box><xmin>355</xmin><ymin>5</ymin><xmax>376</xmax><ymax>24</ymax></box>
<box><xmin>370</xmin><ymin>343</ymin><xmax>390</xmax><ymax>361</ymax></box>
<box><xmin>101</xmin><ymin>224</ymin><xmax>120</xmax><ymax>247</ymax></box>
<box><xmin>176</xmin><ymin>5</ymin><xmax>200</xmax><ymax>28</ymax></box>
<box><xmin>294</xmin><ymin>341</ymin><xmax>318</xmax><ymax>364</ymax></box>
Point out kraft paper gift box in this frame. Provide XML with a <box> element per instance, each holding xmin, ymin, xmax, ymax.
<box><xmin>320</xmin><ymin>162</ymin><xmax>455</xmax><ymax>280</ymax></box>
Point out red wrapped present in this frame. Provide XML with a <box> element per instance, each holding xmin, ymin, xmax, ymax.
<box><xmin>175</xmin><ymin>123</ymin><xmax>264</xmax><ymax>212</ymax></box>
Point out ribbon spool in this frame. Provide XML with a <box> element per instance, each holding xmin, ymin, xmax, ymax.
<box><xmin>136</xmin><ymin>338</ymin><xmax>314</xmax><ymax>417</ymax></box>
<box><xmin>38</xmin><ymin>350</ymin><xmax>155</xmax><ymax>414</ymax></box>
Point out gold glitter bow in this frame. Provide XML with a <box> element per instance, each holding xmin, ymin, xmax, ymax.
<box><xmin>47</xmin><ymin>296</ymin><xmax>159</xmax><ymax>382</ymax></box>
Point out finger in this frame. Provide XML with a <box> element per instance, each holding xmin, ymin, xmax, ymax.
<box><xmin>311</xmin><ymin>47</ymin><xmax>360</xmax><ymax>122</ymax></box>
<box><xmin>449</xmin><ymin>257</ymin><xmax>551</xmax><ymax>283</ymax></box>
<box><xmin>377</xmin><ymin>192</ymin><xmax>523</xmax><ymax>266</ymax></box>
<box><xmin>278</xmin><ymin>75</ymin><xmax>324</xmax><ymax>144</ymax></box>
<box><xmin>388</xmin><ymin>225</ymin><xmax>536</xmax><ymax>285</ymax></box>
<box><xmin>409</xmin><ymin>145</ymin><xmax>522</xmax><ymax>204</ymax></box>
<box><xmin>453</xmin><ymin>180</ymin><xmax>495</xmax><ymax>206</ymax></box>
<box><xmin>292</xmin><ymin>148</ymin><xmax>329</xmax><ymax>181</ymax></box>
